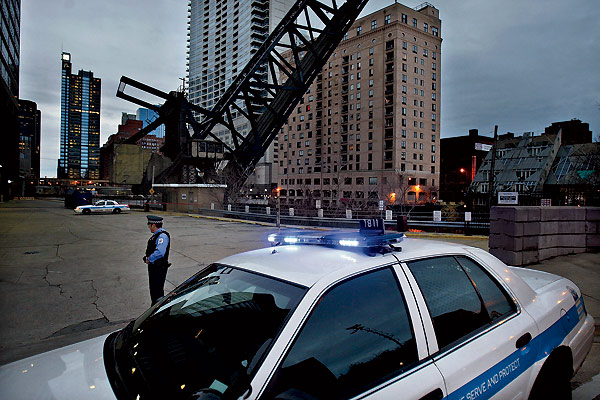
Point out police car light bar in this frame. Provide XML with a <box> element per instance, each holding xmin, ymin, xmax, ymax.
<box><xmin>267</xmin><ymin>219</ymin><xmax>404</xmax><ymax>250</ymax></box>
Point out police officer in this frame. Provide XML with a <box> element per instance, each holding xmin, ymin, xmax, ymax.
<box><xmin>144</xmin><ymin>215</ymin><xmax>171</xmax><ymax>305</ymax></box>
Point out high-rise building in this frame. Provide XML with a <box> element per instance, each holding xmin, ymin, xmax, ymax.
<box><xmin>276</xmin><ymin>2</ymin><xmax>442</xmax><ymax>208</ymax></box>
<box><xmin>18</xmin><ymin>99</ymin><xmax>41</xmax><ymax>181</ymax></box>
<box><xmin>0</xmin><ymin>0</ymin><xmax>21</xmax><ymax>198</ymax></box>
<box><xmin>186</xmin><ymin>0</ymin><xmax>295</xmax><ymax>191</ymax></box>
<box><xmin>58</xmin><ymin>52</ymin><xmax>101</xmax><ymax>180</ymax></box>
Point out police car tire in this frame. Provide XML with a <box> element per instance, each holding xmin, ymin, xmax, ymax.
<box><xmin>113</xmin><ymin>208</ymin><xmax>121</xmax><ymax>214</ymax></box>
<box><xmin>83</xmin><ymin>209</ymin><xmax>91</xmax><ymax>215</ymax></box>
<box><xmin>528</xmin><ymin>347</ymin><xmax>573</xmax><ymax>400</ymax></box>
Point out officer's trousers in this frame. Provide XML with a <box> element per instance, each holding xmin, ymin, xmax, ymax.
<box><xmin>148</xmin><ymin>263</ymin><xmax>169</xmax><ymax>305</ymax></box>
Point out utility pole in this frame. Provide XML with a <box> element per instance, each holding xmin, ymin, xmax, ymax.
<box><xmin>488</xmin><ymin>125</ymin><xmax>498</xmax><ymax>209</ymax></box>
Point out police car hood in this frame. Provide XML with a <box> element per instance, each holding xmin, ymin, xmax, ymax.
<box><xmin>0</xmin><ymin>334</ymin><xmax>116</xmax><ymax>399</ymax></box>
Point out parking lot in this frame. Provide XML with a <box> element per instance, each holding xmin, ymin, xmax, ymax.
<box><xmin>1</xmin><ymin>199</ymin><xmax>598</xmax><ymax>397</ymax></box>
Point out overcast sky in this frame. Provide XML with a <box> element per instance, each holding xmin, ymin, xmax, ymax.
<box><xmin>20</xmin><ymin>0</ymin><xmax>600</xmax><ymax>178</ymax></box>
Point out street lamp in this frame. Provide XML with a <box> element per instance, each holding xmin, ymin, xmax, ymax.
<box><xmin>276</xmin><ymin>187</ymin><xmax>281</xmax><ymax>230</ymax></box>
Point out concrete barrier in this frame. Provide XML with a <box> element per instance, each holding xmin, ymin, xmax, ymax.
<box><xmin>489</xmin><ymin>206</ymin><xmax>600</xmax><ymax>266</ymax></box>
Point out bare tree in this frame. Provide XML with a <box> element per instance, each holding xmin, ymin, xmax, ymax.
<box><xmin>380</xmin><ymin>169</ymin><xmax>414</xmax><ymax>214</ymax></box>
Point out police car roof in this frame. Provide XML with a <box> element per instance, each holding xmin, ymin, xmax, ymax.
<box><xmin>218</xmin><ymin>237</ymin><xmax>471</xmax><ymax>287</ymax></box>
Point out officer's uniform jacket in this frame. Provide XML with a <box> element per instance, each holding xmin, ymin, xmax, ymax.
<box><xmin>145</xmin><ymin>228</ymin><xmax>170</xmax><ymax>268</ymax></box>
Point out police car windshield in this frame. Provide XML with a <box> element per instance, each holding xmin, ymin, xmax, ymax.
<box><xmin>115</xmin><ymin>264</ymin><xmax>307</xmax><ymax>399</ymax></box>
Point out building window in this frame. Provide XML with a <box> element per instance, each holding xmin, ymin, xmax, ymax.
<box><xmin>424</xmin><ymin>23</ymin><xmax>428</xmax><ymax>33</ymax></box>
<box><xmin>371</xmin><ymin>20</ymin><xmax>377</xmax><ymax>30</ymax></box>
<box><xmin>384</xmin><ymin>15</ymin><xmax>391</xmax><ymax>25</ymax></box>
<box><xmin>413</xmin><ymin>18</ymin><xmax>417</xmax><ymax>27</ymax></box>
<box><xmin>369</xmin><ymin>177</ymin><xmax>378</xmax><ymax>185</ymax></box>
<box><xmin>432</xmin><ymin>27</ymin><xmax>439</xmax><ymax>37</ymax></box>
<box><xmin>356</xmin><ymin>26</ymin><xmax>362</xmax><ymax>36</ymax></box>
<box><xmin>402</xmin><ymin>14</ymin><xmax>407</xmax><ymax>24</ymax></box>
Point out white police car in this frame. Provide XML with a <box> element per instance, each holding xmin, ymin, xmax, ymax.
<box><xmin>74</xmin><ymin>200</ymin><xmax>130</xmax><ymax>215</ymax></box>
<box><xmin>0</xmin><ymin>221</ymin><xmax>594</xmax><ymax>400</ymax></box>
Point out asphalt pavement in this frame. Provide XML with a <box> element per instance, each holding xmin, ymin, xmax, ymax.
<box><xmin>1</xmin><ymin>199</ymin><xmax>598</xmax><ymax>398</ymax></box>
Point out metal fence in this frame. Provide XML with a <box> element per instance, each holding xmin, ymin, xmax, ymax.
<box><xmin>86</xmin><ymin>195</ymin><xmax>489</xmax><ymax>233</ymax></box>
<box><xmin>196</xmin><ymin>204</ymin><xmax>489</xmax><ymax>234</ymax></box>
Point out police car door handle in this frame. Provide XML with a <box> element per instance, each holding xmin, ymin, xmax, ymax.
<box><xmin>418</xmin><ymin>388</ymin><xmax>443</xmax><ymax>400</ymax></box>
<box><xmin>516</xmin><ymin>332</ymin><xmax>532</xmax><ymax>348</ymax></box>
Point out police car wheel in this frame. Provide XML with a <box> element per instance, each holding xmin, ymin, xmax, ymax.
<box><xmin>113</xmin><ymin>208</ymin><xmax>121</xmax><ymax>214</ymax></box>
<box><xmin>83</xmin><ymin>209</ymin><xmax>91</xmax><ymax>215</ymax></box>
<box><xmin>528</xmin><ymin>348</ymin><xmax>572</xmax><ymax>400</ymax></box>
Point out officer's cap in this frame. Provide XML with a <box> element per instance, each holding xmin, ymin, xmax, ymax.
<box><xmin>147</xmin><ymin>215</ymin><xmax>163</xmax><ymax>224</ymax></box>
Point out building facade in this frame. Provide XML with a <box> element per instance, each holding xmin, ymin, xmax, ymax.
<box><xmin>18</xmin><ymin>99</ymin><xmax>41</xmax><ymax>181</ymax></box>
<box><xmin>58</xmin><ymin>52</ymin><xmax>101</xmax><ymax>180</ymax></box>
<box><xmin>0</xmin><ymin>0</ymin><xmax>21</xmax><ymax>198</ymax></box>
<box><xmin>186</xmin><ymin>0</ymin><xmax>295</xmax><ymax>191</ymax></box>
<box><xmin>100</xmin><ymin>113</ymin><xmax>165</xmax><ymax>181</ymax></box>
<box><xmin>275</xmin><ymin>2</ymin><xmax>442</xmax><ymax>209</ymax></box>
<box><xmin>440</xmin><ymin>129</ymin><xmax>493</xmax><ymax>204</ymax></box>
<box><xmin>136</xmin><ymin>107</ymin><xmax>165</xmax><ymax>138</ymax></box>
<box><xmin>470</xmin><ymin>121</ymin><xmax>597</xmax><ymax>207</ymax></box>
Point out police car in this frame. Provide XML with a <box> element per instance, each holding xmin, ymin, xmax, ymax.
<box><xmin>74</xmin><ymin>200</ymin><xmax>130</xmax><ymax>215</ymax></box>
<box><xmin>0</xmin><ymin>220</ymin><xmax>594</xmax><ymax>400</ymax></box>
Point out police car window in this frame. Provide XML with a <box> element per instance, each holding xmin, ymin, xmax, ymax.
<box><xmin>262</xmin><ymin>267</ymin><xmax>418</xmax><ymax>399</ymax></box>
<box><xmin>455</xmin><ymin>256</ymin><xmax>516</xmax><ymax>320</ymax></box>
<box><xmin>406</xmin><ymin>256</ymin><xmax>489</xmax><ymax>350</ymax></box>
<box><xmin>117</xmin><ymin>265</ymin><xmax>307</xmax><ymax>400</ymax></box>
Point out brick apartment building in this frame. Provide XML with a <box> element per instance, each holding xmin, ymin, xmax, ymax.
<box><xmin>274</xmin><ymin>2</ymin><xmax>442</xmax><ymax>209</ymax></box>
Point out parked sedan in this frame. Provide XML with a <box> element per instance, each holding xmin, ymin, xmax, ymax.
<box><xmin>0</xmin><ymin>224</ymin><xmax>594</xmax><ymax>400</ymax></box>
<box><xmin>74</xmin><ymin>200</ymin><xmax>130</xmax><ymax>215</ymax></box>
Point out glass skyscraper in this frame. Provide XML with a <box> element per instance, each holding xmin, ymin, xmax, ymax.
<box><xmin>136</xmin><ymin>107</ymin><xmax>165</xmax><ymax>138</ymax></box>
<box><xmin>58</xmin><ymin>52</ymin><xmax>101</xmax><ymax>180</ymax></box>
<box><xmin>187</xmin><ymin>0</ymin><xmax>294</xmax><ymax>190</ymax></box>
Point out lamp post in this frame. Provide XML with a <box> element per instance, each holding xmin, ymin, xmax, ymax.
<box><xmin>276</xmin><ymin>187</ymin><xmax>281</xmax><ymax>230</ymax></box>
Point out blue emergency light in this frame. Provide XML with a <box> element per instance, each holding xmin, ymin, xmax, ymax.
<box><xmin>267</xmin><ymin>219</ymin><xmax>404</xmax><ymax>253</ymax></box>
